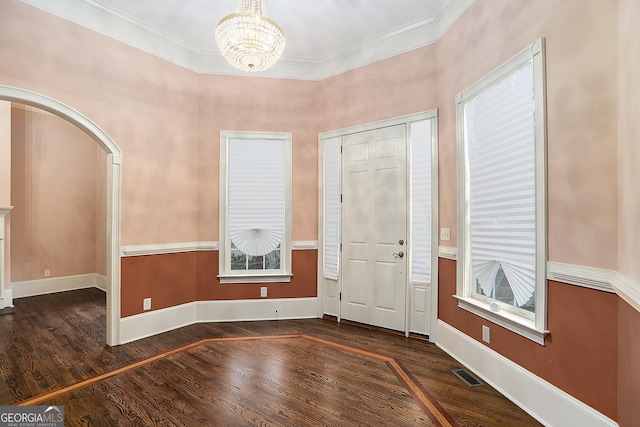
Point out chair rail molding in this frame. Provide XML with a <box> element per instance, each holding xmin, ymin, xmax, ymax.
<box><xmin>121</xmin><ymin>241</ymin><xmax>219</xmax><ymax>257</ymax></box>
<box><xmin>546</xmin><ymin>262</ymin><xmax>616</xmax><ymax>293</ymax></box>
<box><xmin>438</xmin><ymin>246</ymin><xmax>457</xmax><ymax>260</ymax></box>
<box><xmin>121</xmin><ymin>241</ymin><xmax>318</xmax><ymax>257</ymax></box>
<box><xmin>612</xmin><ymin>272</ymin><xmax>640</xmax><ymax>314</ymax></box>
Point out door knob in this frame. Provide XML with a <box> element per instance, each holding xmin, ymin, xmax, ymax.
<box><xmin>392</xmin><ymin>251</ymin><xmax>404</xmax><ymax>259</ymax></box>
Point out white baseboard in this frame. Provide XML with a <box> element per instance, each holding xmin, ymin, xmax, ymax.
<box><xmin>436</xmin><ymin>320</ymin><xmax>618</xmax><ymax>427</ymax></box>
<box><xmin>120</xmin><ymin>302</ymin><xmax>199</xmax><ymax>344</ymax></box>
<box><xmin>197</xmin><ymin>297</ymin><xmax>318</xmax><ymax>322</ymax></box>
<box><xmin>95</xmin><ymin>274</ymin><xmax>107</xmax><ymax>292</ymax></box>
<box><xmin>2</xmin><ymin>289</ymin><xmax>12</xmax><ymax>308</ymax></box>
<box><xmin>11</xmin><ymin>273</ymin><xmax>106</xmax><ymax>299</ymax></box>
<box><xmin>120</xmin><ymin>297</ymin><xmax>319</xmax><ymax>344</ymax></box>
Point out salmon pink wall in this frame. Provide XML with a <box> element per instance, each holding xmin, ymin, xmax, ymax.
<box><xmin>0</xmin><ymin>101</ymin><xmax>10</xmax><ymax>294</ymax></box>
<box><xmin>0</xmin><ymin>0</ymin><xmax>201</xmax><ymax>247</ymax></box>
<box><xmin>317</xmin><ymin>45</ymin><xmax>438</xmax><ymax>132</ymax></box>
<box><xmin>95</xmin><ymin>148</ymin><xmax>107</xmax><ymax>277</ymax></box>
<box><xmin>0</xmin><ymin>102</ymin><xmax>10</xmax><ymax>206</ymax></box>
<box><xmin>10</xmin><ymin>106</ymin><xmax>105</xmax><ymax>282</ymax></box>
<box><xmin>618</xmin><ymin>0</ymin><xmax>640</xmax><ymax>283</ymax></box>
<box><xmin>196</xmin><ymin>75</ymin><xmax>319</xmax><ymax>242</ymax></box>
<box><xmin>436</xmin><ymin>0</ymin><xmax>618</xmax><ymax>268</ymax></box>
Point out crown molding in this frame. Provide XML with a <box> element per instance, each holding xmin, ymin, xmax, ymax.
<box><xmin>20</xmin><ymin>0</ymin><xmax>475</xmax><ymax>80</ymax></box>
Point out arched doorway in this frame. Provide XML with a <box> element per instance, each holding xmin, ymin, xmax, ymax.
<box><xmin>0</xmin><ymin>84</ymin><xmax>122</xmax><ymax>346</ymax></box>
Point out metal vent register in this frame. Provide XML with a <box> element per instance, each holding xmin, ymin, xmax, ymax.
<box><xmin>452</xmin><ymin>369</ymin><xmax>485</xmax><ymax>387</ymax></box>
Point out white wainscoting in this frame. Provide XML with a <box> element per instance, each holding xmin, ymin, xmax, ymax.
<box><xmin>120</xmin><ymin>297</ymin><xmax>319</xmax><ymax>344</ymax></box>
<box><xmin>11</xmin><ymin>273</ymin><xmax>107</xmax><ymax>299</ymax></box>
<box><xmin>436</xmin><ymin>320</ymin><xmax>618</xmax><ymax>427</ymax></box>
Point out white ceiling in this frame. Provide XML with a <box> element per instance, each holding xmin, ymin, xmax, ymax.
<box><xmin>20</xmin><ymin>0</ymin><xmax>474</xmax><ymax>80</ymax></box>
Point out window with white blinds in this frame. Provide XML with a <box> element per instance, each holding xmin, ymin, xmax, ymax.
<box><xmin>219</xmin><ymin>131</ymin><xmax>292</xmax><ymax>283</ymax></box>
<box><xmin>466</xmin><ymin>62</ymin><xmax>536</xmax><ymax>313</ymax></box>
<box><xmin>228</xmin><ymin>139</ymin><xmax>285</xmax><ymax>257</ymax></box>
<box><xmin>410</xmin><ymin>120</ymin><xmax>432</xmax><ymax>284</ymax></box>
<box><xmin>323</xmin><ymin>137</ymin><xmax>340</xmax><ymax>280</ymax></box>
<box><xmin>456</xmin><ymin>39</ymin><xmax>547</xmax><ymax>344</ymax></box>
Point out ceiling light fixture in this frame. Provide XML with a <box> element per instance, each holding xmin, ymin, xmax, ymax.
<box><xmin>215</xmin><ymin>0</ymin><xmax>286</xmax><ymax>73</ymax></box>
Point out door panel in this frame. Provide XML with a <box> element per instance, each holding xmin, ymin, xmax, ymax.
<box><xmin>341</xmin><ymin>124</ymin><xmax>407</xmax><ymax>331</ymax></box>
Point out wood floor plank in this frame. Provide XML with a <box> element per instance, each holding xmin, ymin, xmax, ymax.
<box><xmin>0</xmin><ymin>289</ymin><xmax>541</xmax><ymax>426</ymax></box>
<box><xmin>37</xmin><ymin>338</ymin><xmax>432</xmax><ymax>426</ymax></box>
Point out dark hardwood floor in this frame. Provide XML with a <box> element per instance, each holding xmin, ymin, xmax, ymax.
<box><xmin>0</xmin><ymin>289</ymin><xmax>541</xmax><ymax>426</ymax></box>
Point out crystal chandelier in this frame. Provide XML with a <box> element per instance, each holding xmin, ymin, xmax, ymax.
<box><xmin>215</xmin><ymin>0</ymin><xmax>286</xmax><ymax>72</ymax></box>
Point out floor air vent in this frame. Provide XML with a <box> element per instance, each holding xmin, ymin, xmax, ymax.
<box><xmin>452</xmin><ymin>368</ymin><xmax>484</xmax><ymax>387</ymax></box>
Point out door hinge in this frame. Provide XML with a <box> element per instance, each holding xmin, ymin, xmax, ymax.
<box><xmin>340</xmin><ymin>194</ymin><xmax>343</xmax><ymax>203</ymax></box>
<box><xmin>340</xmin><ymin>243</ymin><xmax>342</xmax><ymax>251</ymax></box>
<box><xmin>339</xmin><ymin>292</ymin><xmax>342</xmax><ymax>301</ymax></box>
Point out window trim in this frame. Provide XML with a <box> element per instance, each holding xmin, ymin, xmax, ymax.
<box><xmin>456</xmin><ymin>38</ymin><xmax>548</xmax><ymax>345</ymax></box>
<box><xmin>218</xmin><ymin>130</ymin><xmax>292</xmax><ymax>284</ymax></box>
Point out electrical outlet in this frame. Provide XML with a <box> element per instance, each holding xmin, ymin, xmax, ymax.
<box><xmin>143</xmin><ymin>298</ymin><xmax>151</xmax><ymax>311</ymax></box>
<box><xmin>260</xmin><ymin>287</ymin><xmax>267</xmax><ymax>298</ymax></box>
<box><xmin>440</xmin><ymin>228</ymin><xmax>451</xmax><ymax>242</ymax></box>
<box><xmin>482</xmin><ymin>325</ymin><xmax>490</xmax><ymax>344</ymax></box>
<box><xmin>44</xmin><ymin>269</ymin><xmax>51</xmax><ymax>277</ymax></box>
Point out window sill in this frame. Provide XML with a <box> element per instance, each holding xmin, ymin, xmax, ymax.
<box><xmin>454</xmin><ymin>296</ymin><xmax>549</xmax><ymax>345</ymax></box>
<box><xmin>218</xmin><ymin>273</ymin><xmax>292</xmax><ymax>284</ymax></box>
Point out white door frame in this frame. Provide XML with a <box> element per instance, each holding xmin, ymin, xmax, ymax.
<box><xmin>0</xmin><ymin>85</ymin><xmax>122</xmax><ymax>346</ymax></box>
<box><xmin>318</xmin><ymin>109</ymin><xmax>439</xmax><ymax>340</ymax></box>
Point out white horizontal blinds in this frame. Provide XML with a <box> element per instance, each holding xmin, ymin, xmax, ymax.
<box><xmin>465</xmin><ymin>62</ymin><xmax>536</xmax><ymax>307</ymax></box>
<box><xmin>228</xmin><ymin>138</ymin><xmax>285</xmax><ymax>257</ymax></box>
<box><xmin>323</xmin><ymin>137</ymin><xmax>340</xmax><ymax>280</ymax></box>
<box><xmin>410</xmin><ymin>120</ymin><xmax>432</xmax><ymax>283</ymax></box>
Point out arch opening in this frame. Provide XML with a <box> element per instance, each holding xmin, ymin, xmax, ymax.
<box><xmin>0</xmin><ymin>84</ymin><xmax>122</xmax><ymax>346</ymax></box>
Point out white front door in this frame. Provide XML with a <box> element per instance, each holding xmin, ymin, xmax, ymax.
<box><xmin>341</xmin><ymin>124</ymin><xmax>407</xmax><ymax>331</ymax></box>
